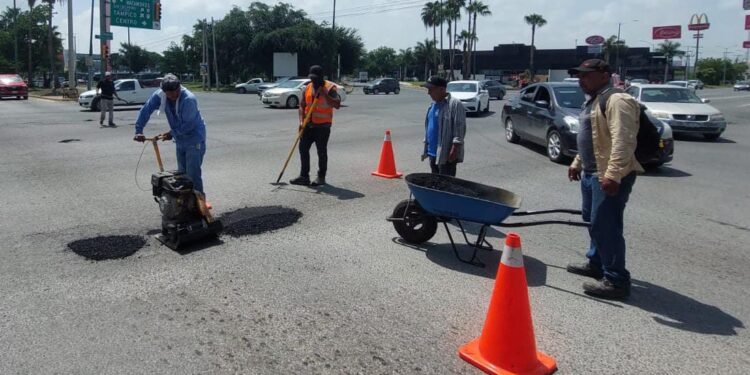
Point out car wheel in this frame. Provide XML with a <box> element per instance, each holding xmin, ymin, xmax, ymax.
<box><xmin>703</xmin><ymin>133</ymin><xmax>721</xmax><ymax>140</ymax></box>
<box><xmin>394</xmin><ymin>88</ymin><xmax>400</xmax><ymax>94</ymax></box>
<box><xmin>373</xmin><ymin>88</ymin><xmax>379</xmax><ymax>94</ymax></box>
<box><xmin>91</xmin><ymin>98</ymin><xmax>100</xmax><ymax>112</ymax></box>
<box><xmin>547</xmin><ymin>130</ymin><xmax>566</xmax><ymax>164</ymax></box>
<box><xmin>286</xmin><ymin>95</ymin><xmax>299</xmax><ymax>109</ymax></box>
<box><xmin>238</xmin><ymin>87</ymin><xmax>246</xmax><ymax>94</ymax></box>
<box><xmin>498</xmin><ymin>92</ymin><xmax>505</xmax><ymax>100</ymax></box>
<box><xmin>391</xmin><ymin>199</ymin><xmax>437</xmax><ymax>244</ymax></box>
<box><xmin>363</xmin><ymin>88</ymin><xmax>369</xmax><ymax>94</ymax></box>
<box><xmin>23</xmin><ymin>96</ymin><xmax>28</xmax><ymax>100</ymax></box>
<box><xmin>505</xmin><ymin>118</ymin><xmax>520</xmax><ymax>143</ymax></box>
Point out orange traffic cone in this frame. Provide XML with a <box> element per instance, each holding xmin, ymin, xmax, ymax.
<box><xmin>371</xmin><ymin>130</ymin><xmax>403</xmax><ymax>178</ymax></box>
<box><xmin>459</xmin><ymin>233</ymin><xmax>557</xmax><ymax>375</ymax></box>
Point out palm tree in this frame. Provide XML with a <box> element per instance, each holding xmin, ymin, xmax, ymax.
<box><xmin>421</xmin><ymin>2</ymin><xmax>440</xmax><ymax>72</ymax></box>
<box><xmin>524</xmin><ymin>13</ymin><xmax>546</xmax><ymax>78</ymax></box>
<box><xmin>466</xmin><ymin>1</ymin><xmax>490</xmax><ymax>78</ymax></box>
<box><xmin>602</xmin><ymin>35</ymin><xmax>628</xmax><ymax>64</ymax></box>
<box><xmin>444</xmin><ymin>0</ymin><xmax>464</xmax><ymax>80</ymax></box>
<box><xmin>41</xmin><ymin>0</ymin><xmax>64</xmax><ymax>91</ymax></box>
<box><xmin>457</xmin><ymin>30</ymin><xmax>476</xmax><ymax>79</ymax></box>
<box><xmin>657</xmin><ymin>40</ymin><xmax>683</xmax><ymax>82</ymax></box>
<box><xmin>415</xmin><ymin>39</ymin><xmax>437</xmax><ymax>80</ymax></box>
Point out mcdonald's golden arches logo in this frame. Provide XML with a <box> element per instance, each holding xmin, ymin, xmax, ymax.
<box><xmin>689</xmin><ymin>13</ymin><xmax>710</xmax><ymax>31</ymax></box>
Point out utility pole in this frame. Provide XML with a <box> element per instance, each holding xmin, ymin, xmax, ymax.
<box><xmin>332</xmin><ymin>0</ymin><xmax>337</xmax><ymax>80</ymax></box>
<box><xmin>202</xmin><ymin>19</ymin><xmax>208</xmax><ymax>91</ymax></box>
<box><xmin>616</xmin><ymin>22</ymin><xmax>622</xmax><ymax>75</ymax></box>
<box><xmin>87</xmin><ymin>0</ymin><xmax>94</xmax><ymax>90</ymax></box>
<box><xmin>212</xmin><ymin>18</ymin><xmax>219</xmax><ymax>89</ymax></box>
<box><xmin>13</xmin><ymin>0</ymin><xmax>18</xmax><ymax>74</ymax></box>
<box><xmin>67</xmin><ymin>0</ymin><xmax>75</xmax><ymax>89</ymax></box>
<box><xmin>722</xmin><ymin>49</ymin><xmax>729</xmax><ymax>85</ymax></box>
<box><xmin>693</xmin><ymin>29</ymin><xmax>701</xmax><ymax>77</ymax></box>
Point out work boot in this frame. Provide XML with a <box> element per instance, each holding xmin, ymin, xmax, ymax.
<box><xmin>109</xmin><ymin>123</ymin><xmax>117</xmax><ymax>127</ymax></box>
<box><xmin>566</xmin><ymin>261</ymin><xmax>604</xmax><ymax>280</ymax></box>
<box><xmin>583</xmin><ymin>279</ymin><xmax>630</xmax><ymax>300</ymax></box>
<box><xmin>310</xmin><ymin>176</ymin><xmax>326</xmax><ymax>187</ymax></box>
<box><xmin>289</xmin><ymin>176</ymin><xmax>310</xmax><ymax>186</ymax></box>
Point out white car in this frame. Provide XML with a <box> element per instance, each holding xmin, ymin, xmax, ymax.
<box><xmin>78</xmin><ymin>79</ymin><xmax>160</xmax><ymax>111</ymax></box>
<box><xmin>666</xmin><ymin>80</ymin><xmax>697</xmax><ymax>92</ymax></box>
<box><xmin>234</xmin><ymin>78</ymin><xmax>265</xmax><ymax>94</ymax></box>
<box><xmin>447</xmin><ymin>80</ymin><xmax>490</xmax><ymax>114</ymax></box>
<box><xmin>627</xmin><ymin>84</ymin><xmax>727</xmax><ymax>140</ymax></box>
<box><xmin>261</xmin><ymin>79</ymin><xmax>347</xmax><ymax>108</ymax></box>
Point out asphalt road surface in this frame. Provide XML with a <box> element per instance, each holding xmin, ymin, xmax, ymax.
<box><xmin>1</xmin><ymin>85</ymin><xmax>748</xmax><ymax>374</ymax></box>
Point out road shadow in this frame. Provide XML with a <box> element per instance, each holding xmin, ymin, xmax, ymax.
<box><xmin>171</xmin><ymin>236</ymin><xmax>225</xmax><ymax>255</ymax></box>
<box><xmin>469</xmin><ymin>110</ymin><xmax>497</xmax><ymax>118</ymax></box>
<box><xmin>447</xmin><ymin>220</ymin><xmax>506</xmax><ymax>242</ymax></box>
<box><xmin>390</xmin><ymin>237</ymin><xmax>547</xmax><ymax>287</ymax></box>
<box><xmin>626</xmin><ymin>279</ymin><xmax>744</xmax><ymax>335</ymax></box>
<box><xmin>674</xmin><ymin>134</ymin><xmax>736</xmax><ymax>144</ymax></box>
<box><xmin>642</xmin><ymin>165</ymin><xmax>692</xmax><ymax>178</ymax></box>
<box><xmin>271</xmin><ymin>182</ymin><xmax>365</xmax><ymax>201</ymax></box>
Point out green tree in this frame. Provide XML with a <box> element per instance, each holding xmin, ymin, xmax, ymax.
<box><xmin>364</xmin><ymin>47</ymin><xmax>398</xmax><ymax>77</ymax></box>
<box><xmin>466</xmin><ymin>1</ymin><xmax>490</xmax><ymax>78</ymax></box>
<box><xmin>119</xmin><ymin>43</ymin><xmax>150</xmax><ymax>74</ymax></box>
<box><xmin>602</xmin><ymin>35</ymin><xmax>628</xmax><ymax>64</ymax></box>
<box><xmin>161</xmin><ymin>42</ymin><xmax>187</xmax><ymax>76</ymax></box>
<box><xmin>40</xmin><ymin>0</ymin><xmax>64</xmax><ymax>90</ymax></box>
<box><xmin>396</xmin><ymin>48</ymin><xmax>417</xmax><ymax>80</ymax></box>
<box><xmin>657</xmin><ymin>40</ymin><xmax>682</xmax><ymax>82</ymax></box>
<box><xmin>0</xmin><ymin>3</ymin><xmax>61</xmax><ymax>86</ymax></box>
<box><xmin>524</xmin><ymin>13</ymin><xmax>546</xmax><ymax>77</ymax></box>
<box><xmin>456</xmin><ymin>29</ymin><xmax>476</xmax><ymax>79</ymax></box>
<box><xmin>421</xmin><ymin>1</ymin><xmax>441</xmax><ymax>68</ymax></box>
<box><xmin>696</xmin><ymin>58</ymin><xmax>747</xmax><ymax>85</ymax></box>
<box><xmin>444</xmin><ymin>0</ymin><xmax>465</xmax><ymax>79</ymax></box>
<box><xmin>414</xmin><ymin>39</ymin><xmax>437</xmax><ymax>80</ymax></box>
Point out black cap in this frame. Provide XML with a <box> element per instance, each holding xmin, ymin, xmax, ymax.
<box><xmin>568</xmin><ymin>59</ymin><xmax>611</xmax><ymax>75</ymax></box>
<box><xmin>160</xmin><ymin>73</ymin><xmax>181</xmax><ymax>91</ymax></box>
<box><xmin>425</xmin><ymin>75</ymin><xmax>447</xmax><ymax>88</ymax></box>
<box><xmin>308</xmin><ymin>65</ymin><xmax>324</xmax><ymax>79</ymax></box>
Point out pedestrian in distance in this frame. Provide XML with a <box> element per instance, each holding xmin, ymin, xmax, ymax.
<box><xmin>565</xmin><ymin>59</ymin><xmax>644</xmax><ymax>300</ymax></box>
<box><xmin>421</xmin><ymin>75</ymin><xmax>466</xmax><ymax>177</ymax></box>
<box><xmin>96</xmin><ymin>72</ymin><xmax>123</xmax><ymax>127</ymax></box>
<box><xmin>289</xmin><ymin>65</ymin><xmax>341</xmax><ymax>187</ymax></box>
<box><xmin>133</xmin><ymin>74</ymin><xmax>210</xmax><ymax>198</ymax></box>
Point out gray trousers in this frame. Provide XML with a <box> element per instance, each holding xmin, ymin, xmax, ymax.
<box><xmin>99</xmin><ymin>98</ymin><xmax>114</xmax><ymax>125</ymax></box>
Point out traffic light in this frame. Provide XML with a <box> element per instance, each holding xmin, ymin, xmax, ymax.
<box><xmin>155</xmin><ymin>1</ymin><xmax>161</xmax><ymax>22</ymax></box>
<box><xmin>102</xmin><ymin>43</ymin><xmax>109</xmax><ymax>63</ymax></box>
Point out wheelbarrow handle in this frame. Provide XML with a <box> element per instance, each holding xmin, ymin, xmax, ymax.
<box><xmin>511</xmin><ymin>209</ymin><xmax>582</xmax><ymax>216</ymax></box>
<box><xmin>499</xmin><ymin>220</ymin><xmax>590</xmax><ymax>228</ymax></box>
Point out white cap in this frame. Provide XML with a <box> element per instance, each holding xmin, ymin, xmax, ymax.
<box><xmin>105</xmin><ymin>71</ymin><xmax>112</xmax><ymax>77</ymax></box>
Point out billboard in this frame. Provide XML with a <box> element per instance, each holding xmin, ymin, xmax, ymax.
<box><xmin>688</xmin><ymin>13</ymin><xmax>710</xmax><ymax>31</ymax></box>
<box><xmin>273</xmin><ymin>53</ymin><xmax>298</xmax><ymax>78</ymax></box>
<box><xmin>653</xmin><ymin>25</ymin><xmax>682</xmax><ymax>40</ymax></box>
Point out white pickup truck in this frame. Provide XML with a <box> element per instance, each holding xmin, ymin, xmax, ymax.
<box><xmin>78</xmin><ymin>79</ymin><xmax>161</xmax><ymax>111</ymax></box>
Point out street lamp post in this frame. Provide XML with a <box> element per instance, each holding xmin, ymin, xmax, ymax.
<box><xmin>615</xmin><ymin>20</ymin><xmax>638</xmax><ymax>74</ymax></box>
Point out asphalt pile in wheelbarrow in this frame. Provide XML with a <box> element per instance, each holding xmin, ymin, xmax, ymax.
<box><xmin>67</xmin><ymin>235</ymin><xmax>147</xmax><ymax>261</ymax></box>
<box><xmin>411</xmin><ymin>174</ymin><xmax>481</xmax><ymax>198</ymax></box>
<box><xmin>219</xmin><ymin>206</ymin><xmax>303</xmax><ymax>237</ymax></box>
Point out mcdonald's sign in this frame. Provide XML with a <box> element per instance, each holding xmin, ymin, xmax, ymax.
<box><xmin>688</xmin><ymin>13</ymin><xmax>710</xmax><ymax>31</ymax></box>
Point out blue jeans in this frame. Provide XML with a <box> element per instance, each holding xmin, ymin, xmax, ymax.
<box><xmin>176</xmin><ymin>141</ymin><xmax>206</xmax><ymax>193</ymax></box>
<box><xmin>581</xmin><ymin>172</ymin><xmax>636</xmax><ymax>287</ymax></box>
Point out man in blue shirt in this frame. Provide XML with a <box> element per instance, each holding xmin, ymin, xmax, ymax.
<box><xmin>421</xmin><ymin>76</ymin><xmax>466</xmax><ymax>176</ymax></box>
<box><xmin>133</xmin><ymin>74</ymin><xmax>208</xmax><ymax>194</ymax></box>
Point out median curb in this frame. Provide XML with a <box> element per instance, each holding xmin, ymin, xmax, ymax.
<box><xmin>28</xmin><ymin>94</ymin><xmax>72</xmax><ymax>102</ymax></box>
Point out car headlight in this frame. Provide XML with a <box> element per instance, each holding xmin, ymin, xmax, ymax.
<box><xmin>711</xmin><ymin>114</ymin><xmax>725</xmax><ymax>121</ymax></box>
<box><xmin>659</xmin><ymin>121</ymin><xmax>673</xmax><ymax>139</ymax></box>
<box><xmin>650</xmin><ymin>111</ymin><xmax>671</xmax><ymax>120</ymax></box>
<box><xmin>563</xmin><ymin>115</ymin><xmax>580</xmax><ymax>134</ymax></box>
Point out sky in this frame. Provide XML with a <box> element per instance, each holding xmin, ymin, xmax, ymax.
<box><xmin>2</xmin><ymin>0</ymin><xmax>748</xmax><ymax>61</ymax></box>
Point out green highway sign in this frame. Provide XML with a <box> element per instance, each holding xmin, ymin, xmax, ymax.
<box><xmin>111</xmin><ymin>0</ymin><xmax>161</xmax><ymax>30</ymax></box>
<box><xmin>95</xmin><ymin>32</ymin><xmax>113</xmax><ymax>40</ymax></box>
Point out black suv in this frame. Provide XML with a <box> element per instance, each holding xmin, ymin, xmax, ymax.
<box><xmin>363</xmin><ymin>78</ymin><xmax>400</xmax><ymax>95</ymax></box>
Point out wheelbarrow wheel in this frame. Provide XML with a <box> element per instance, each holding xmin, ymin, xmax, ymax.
<box><xmin>391</xmin><ymin>199</ymin><xmax>437</xmax><ymax>244</ymax></box>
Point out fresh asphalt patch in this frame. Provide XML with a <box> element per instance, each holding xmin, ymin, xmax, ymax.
<box><xmin>219</xmin><ymin>206</ymin><xmax>303</xmax><ymax>237</ymax></box>
<box><xmin>67</xmin><ymin>235</ymin><xmax>147</xmax><ymax>260</ymax></box>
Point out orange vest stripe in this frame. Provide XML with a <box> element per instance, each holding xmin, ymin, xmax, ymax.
<box><xmin>305</xmin><ymin>81</ymin><xmax>334</xmax><ymax>125</ymax></box>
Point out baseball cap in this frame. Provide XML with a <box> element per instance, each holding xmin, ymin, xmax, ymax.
<box><xmin>104</xmin><ymin>71</ymin><xmax>111</xmax><ymax>77</ymax></box>
<box><xmin>568</xmin><ymin>59</ymin><xmax>611</xmax><ymax>75</ymax></box>
<box><xmin>308</xmin><ymin>65</ymin><xmax>324</xmax><ymax>79</ymax></box>
<box><xmin>425</xmin><ymin>75</ymin><xmax>447</xmax><ymax>88</ymax></box>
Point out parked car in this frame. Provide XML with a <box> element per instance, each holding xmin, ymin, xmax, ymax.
<box><xmin>479</xmin><ymin>79</ymin><xmax>506</xmax><ymax>100</ymax></box>
<box><xmin>261</xmin><ymin>79</ymin><xmax>347</xmax><ymax>108</ymax></box>
<box><xmin>256</xmin><ymin>77</ymin><xmax>294</xmax><ymax>96</ymax></box>
<box><xmin>78</xmin><ymin>79</ymin><xmax>160</xmax><ymax>111</ymax></box>
<box><xmin>629</xmin><ymin>78</ymin><xmax>649</xmax><ymax>84</ymax></box>
<box><xmin>562</xmin><ymin>77</ymin><xmax>579</xmax><ymax>83</ymax></box>
<box><xmin>0</xmin><ymin>74</ymin><xmax>29</xmax><ymax>100</ymax></box>
<box><xmin>666</xmin><ymin>80</ymin><xmax>696</xmax><ymax>92</ymax></box>
<box><xmin>502</xmin><ymin>82</ymin><xmax>674</xmax><ymax>166</ymax></box>
<box><xmin>627</xmin><ymin>83</ymin><xmax>726</xmax><ymax>140</ymax></box>
<box><xmin>363</xmin><ymin>78</ymin><xmax>400</xmax><ymax>95</ymax></box>
<box><xmin>733</xmin><ymin>81</ymin><xmax>750</xmax><ymax>91</ymax></box>
<box><xmin>687</xmin><ymin>79</ymin><xmax>704</xmax><ymax>89</ymax></box>
<box><xmin>447</xmin><ymin>80</ymin><xmax>490</xmax><ymax>114</ymax></box>
<box><xmin>235</xmin><ymin>78</ymin><xmax>265</xmax><ymax>94</ymax></box>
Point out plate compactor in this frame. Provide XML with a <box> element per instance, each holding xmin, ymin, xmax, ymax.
<box><xmin>146</xmin><ymin>135</ymin><xmax>222</xmax><ymax>249</ymax></box>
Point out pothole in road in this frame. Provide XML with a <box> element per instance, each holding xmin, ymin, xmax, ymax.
<box><xmin>219</xmin><ymin>206</ymin><xmax>302</xmax><ymax>237</ymax></box>
<box><xmin>67</xmin><ymin>235</ymin><xmax>147</xmax><ymax>261</ymax></box>
<box><xmin>59</xmin><ymin>139</ymin><xmax>81</xmax><ymax>143</ymax></box>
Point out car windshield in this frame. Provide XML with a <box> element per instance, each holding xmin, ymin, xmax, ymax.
<box><xmin>553</xmin><ymin>86</ymin><xmax>585</xmax><ymax>109</ymax></box>
<box><xmin>736</xmin><ymin>81</ymin><xmax>749</xmax><ymax>85</ymax></box>
<box><xmin>447</xmin><ymin>82</ymin><xmax>477</xmax><ymax>92</ymax></box>
<box><xmin>275</xmin><ymin>77</ymin><xmax>291</xmax><ymax>83</ymax></box>
<box><xmin>0</xmin><ymin>76</ymin><xmax>23</xmax><ymax>84</ymax></box>
<box><xmin>277</xmin><ymin>80</ymin><xmax>305</xmax><ymax>88</ymax></box>
<box><xmin>641</xmin><ymin>88</ymin><xmax>702</xmax><ymax>103</ymax></box>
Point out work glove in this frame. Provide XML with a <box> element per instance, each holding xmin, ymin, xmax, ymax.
<box><xmin>134</xmin><ymin>134</ymin><xmax>146</xmax><ymax>142</ymax></box>
<box><xmin>420</xmin><ymin>154</ymin><xmax>428</xmax><ymax>162</ymax></box>
<box><xmin>159</xmin><ymin>132</ymin><xmax>173</xmax><ymax>141</ymax></box>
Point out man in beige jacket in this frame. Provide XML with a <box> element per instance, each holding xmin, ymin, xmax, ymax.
<box><xmin>565</xmin><ymin>59</ymin><xmax>644</xmax><ymax>300</ymax></box>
